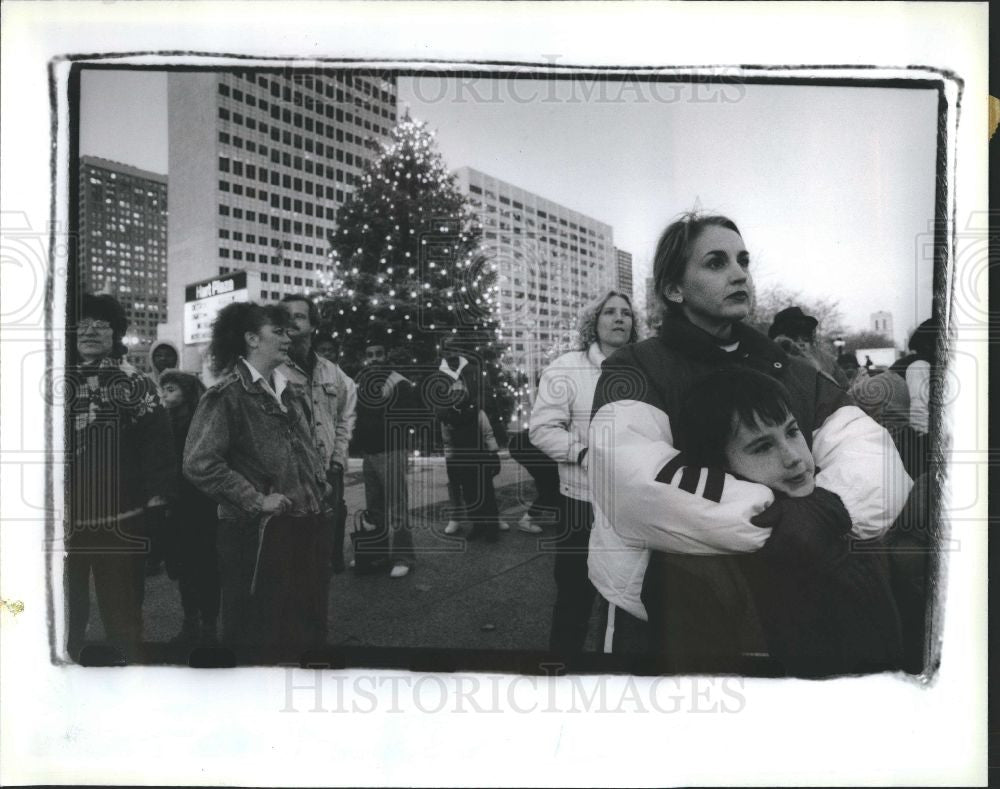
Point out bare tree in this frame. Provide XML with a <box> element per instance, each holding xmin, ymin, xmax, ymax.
<box><xmin>841</xmin><ymin>330</ymin><xmax>895</xmax><ymax>355</ymax></box>
<box><xmin>747</xmin><ymin>283</ymin><xmax>847</xmax><ymax>347</ymax></box>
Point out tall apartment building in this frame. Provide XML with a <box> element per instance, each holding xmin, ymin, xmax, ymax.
<box><xmin>166</xmin><ymin>69</ymin><xmax>397</xmax><ymax>368</ymax></box>
<box><xmin>78</xmin><ymin>155</ymin><xmax>168</xmax><ymax>371</ymax></box>
<box><xmin>453</xmin><ymin>167</ymin><xmax>617</xmax><ymax>382</ymax></box>
<box><xmin>871</xmin><ymin>310</ymin><xmax>894</xmax><ymax>339</ymax></box>
<box><xmin>614</xmin><ymin>248</ymin><xmax>633</xmax><ymax>297</ymax></box>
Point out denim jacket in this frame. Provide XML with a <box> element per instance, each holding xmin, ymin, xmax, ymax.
<box><xmin>279</xmin><ymin>353</ymin><xmax>357</xmax><ymax>471</ymax></box>
<box><xmin>183</xmin><ymin>359</ymin><xmax>326</xmax><ymax>521</ymax></box>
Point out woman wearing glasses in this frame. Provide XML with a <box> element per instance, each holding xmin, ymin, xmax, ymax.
<box><xmin>66</xmin><ymin>294</ymin><xmax>175</xmax><ymax>662</ymax></box>
<box><xmin>183</xmin><ymin>302</ymin><xmax>331</xmax><ymax>662</ymax></box>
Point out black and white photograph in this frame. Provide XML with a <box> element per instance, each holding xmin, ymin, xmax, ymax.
<box><xmin>0</xmin><ymin>2</ymin><xmax>989</xmax><ymax>786</ymax></box>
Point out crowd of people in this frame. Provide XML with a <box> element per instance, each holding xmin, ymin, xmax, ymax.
<box><xmin>66</xmin><ymin>211</ymin><xmax>938</xmax><ymax>674</ymax></box>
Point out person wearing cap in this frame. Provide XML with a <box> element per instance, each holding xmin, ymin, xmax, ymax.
<box><xmin>66</xmin><ymin>293</ymin><xmax>175</xmax><ymax>662</ymax></box>
<box><xmin>279</xmin><ymin>295</ymin><xmax>357</xmax><ymax>574</ymax></box>
<box><xmin>768</xmin><ymin>306</ymin><xmax>850</xmax><ymax>389</ymax></box>
<box><xmin>353</xmin><ymin>324</ymin><xmax>419</xmax><ymax>578</ymax></box>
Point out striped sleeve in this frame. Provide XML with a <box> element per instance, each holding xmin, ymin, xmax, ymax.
<box><xmin>588</xmin><ymin>394</ymin><xmax>775</xmax><ymax>555</ymax></box>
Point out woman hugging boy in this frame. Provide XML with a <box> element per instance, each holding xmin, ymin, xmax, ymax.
<box><xmin>643</xmin><ymin>367</ymin><xmax>904</xmax><ymax>677</ymax></box>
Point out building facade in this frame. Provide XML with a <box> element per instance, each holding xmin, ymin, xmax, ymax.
<box><xmin>453</xmin><ymin>166</ymin><xmax>617</xmax><ymax>384</ymax></box>
<box><xmin>166</xmin><ymin>69</ymin><xmax>397</xmax><ymax>368</ymax></box>
<box><xmin>615</xmin><ymin>247</ymin><xmax>633</xmax><ymax>297</ymax></box>
<box><xmin>78</xmin><ymin>155</ymin><xmax>168</xmax><ymax>371</ymax></box>
<box><xmin>871</xmin><ymin>310</ymin><xmax>894</xmax><ymax>339</ymax></box>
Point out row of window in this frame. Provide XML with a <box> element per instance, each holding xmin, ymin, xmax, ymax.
<box><xmin>218</xmin><ymin>99</ymin><xmax>392</xmax><ymax>147</ymax></box>
<box><xmin>219</xmin><ymin>83</ymin><xmax>393</xmax><ymax>132</ymax></box>
<box><xmin>468</xmin><ymin>185</ymin><xmax>608</xmax><ymax>240</ymax></box>
<box><xmin>218</xmin><ymin>228</ymin><xmax>323</xmax><ymax>257</ymax></box>
<box><xmin>217</xmin><ymin>202</ymin><xmax>339</xmax><ymax>235</ymax></box>
<box><xmin>218</xmin><ymin>246</ymin><xmax>325</xmax><ymax>270</ymax></box>
<box><xmin>221</xmin><ymin>72</ymin><xmax>395</xmax><ymax>115</ymax></box>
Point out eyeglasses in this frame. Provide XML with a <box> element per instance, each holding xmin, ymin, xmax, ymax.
<box><xmin>77</xmin><ymin>319</ymin><xmax>113</xmax><ymax>332</ymax></box>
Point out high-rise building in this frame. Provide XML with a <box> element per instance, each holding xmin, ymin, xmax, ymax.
<box><xmin>78</xmin><ymin>155</ymin><xmax>168</xmax><ymax>371</ymax></box>
<box><xmin>166</xmin><ymin>69</ymin><xmax>397</xmax><ymax>368</ymax></box>
<box><xmin>871</xmin><ymin>310</ymin><xmax>894</xmax><ymax>339</ymax></box>
<box><xmin>615</xmin><ymin>248</ymin><xmax>633</xmax><ymax>297</ymax></box>
<box><xmin>453</xmin><ymin>166</ymin><xmax>617</xmax><ymax>382</ymax></box>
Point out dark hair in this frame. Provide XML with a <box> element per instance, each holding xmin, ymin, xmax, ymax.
<box><xmin>908</xmin><ymin>317</ymin><xmax>938</xmax><ymax>361</ymax></box>
<box><xmin>652</xmin><ymin>212</ymin><xmax>742</xmax><ymax>317</ymax></box>
<box><xmin>207</xmin><ymin>302</ymin><xmax>291</xmax><ymax>374</ymax></box>
<box><xmin>837</xmin><ymin>352</ymin><xmax>860</xmax><ymax>369</ymax></box>
<box><xmin>158</xmin><ymin>370</ymin><xmax>206</xmax><ymax>406</ymax></box>
<box><xmin>576</xmin><ymin>289</ymin><xmax>640</xmax><ymax>350</ymax></box>
<box><xmin>79</xmin><ymin>293</ymin><xmax>129</xmax><ymax>358</ymax></box>
<box><xmin>676</xmin><ymin>368</ymin><xmax>795</xmax><ymax>467</ymax></box>
<box><xmin>280</xmin><ymin>293</ymin><xmax>320</xmax><ymax>329</ymax></box>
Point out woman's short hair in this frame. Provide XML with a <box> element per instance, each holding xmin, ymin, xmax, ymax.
<box><xmin>158</xmin><ymin>370</ymin><xmax>206</xmax><ymax>406</ymax></box>
<box><xmin>207</xmin><ymin>302</ymin><xmax>290</xmax><ymax>374</ymax></box>
<box><xmin>652</xmin><ymin>212</ymin><xmax>742</xmax><ymax>316</ymax></box>
<box><xmin>576</xmin><ymin>289</ymin><xmax>639</xmax><ymax>350</ymax></box>
<box><xmin>676</xmin><ymin>368</ymin><xmax>794</xmax><ymax>467</ymax></box>
<box><xmin>80</xmin><ymin>293</ymin><xmax>129</xmax><ymax>359</ymax></box>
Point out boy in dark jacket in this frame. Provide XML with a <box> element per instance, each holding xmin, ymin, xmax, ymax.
<box><xmin>644</xmin><ymin>367</ymin><xmax>904</xmax><ymax>677</ymax></box>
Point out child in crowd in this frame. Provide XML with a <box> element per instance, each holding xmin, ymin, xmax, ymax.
<box><xmin>645</xmin><ymin>367</ymin><xmax>903</xmax><ymax>677</ymax></box>
<box><xmin>160</xmin><ymin>370</ymin><xmax>220</xmax><ymax>646</ymax></box>
<box><xmin>437</xmin><ymin>367</ymin><xmax>504</xmax><ymax>542</ymax></box>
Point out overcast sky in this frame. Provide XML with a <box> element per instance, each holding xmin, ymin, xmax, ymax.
<box><xmin>80</xmin><ymin>69</ymin><xmax>938</xmax><ymax>346</ymax></box>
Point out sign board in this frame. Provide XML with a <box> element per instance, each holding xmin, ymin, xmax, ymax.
<box><xmin>183</xmin><ymin>270</ymin><xmax>257</xmax><ymax>345</ymax></box>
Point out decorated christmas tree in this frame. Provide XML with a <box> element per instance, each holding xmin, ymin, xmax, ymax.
<box><xmin>317</xmin><ymin>116</ymin><xmax>517</xmax><ymax>443</ymax></box>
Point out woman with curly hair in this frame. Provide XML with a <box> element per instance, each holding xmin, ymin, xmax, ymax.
<box><xmin>183</xmin><ymin>302</ymin><xmax>330</xmax><ymax>661</ymax></box>
<box><xmin>66</xmin><ymin>293</ymin><xmax>175</xmax><ymax>662</ymax></box>
<box><xmin>529</xmin><ymin>289</ymin><xmax>638</xmax><ymax>653</ymax></box>
<box><xmin>587</xmin><ymin>212</ymin><xmax>912</xmax><ymax>670</ymax></box>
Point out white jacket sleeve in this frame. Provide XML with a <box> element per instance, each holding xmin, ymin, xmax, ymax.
<box><xmin>588</xmin><ymin>398</ymin><xmax>775</xmax><ymax>554</ymax></box>
<box><xmin>529</xmin><ymin>360</ymin><xmax>586</xmax><ymax>465</ymax></box>
<box><xmin>812</xmin><ymin>404</ymin><xmax>913</xmax><ymax>540</ymax></box>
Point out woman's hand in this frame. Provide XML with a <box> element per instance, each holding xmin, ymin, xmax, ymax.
<box><xmin>261</xmin><ymin>493</ymin><xmax>293</xmax><ymax>514</ymax></box>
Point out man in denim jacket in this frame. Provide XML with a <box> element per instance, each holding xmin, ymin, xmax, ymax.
<box><xmin>279</xmin><ymin>295</ymin><xmax>357</xmax><ymax>572</ymax></box>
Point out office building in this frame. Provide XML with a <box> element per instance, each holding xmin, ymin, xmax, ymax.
<box><xmin>453</xmin><ymin>166</ymin><xmax>617</xmax><ymax>382</ymax></box>
<box><xmin>166</xmin><ymin>69</ymin><xmax>397</xmax><ymax>368</ymax></box>
<box><xmin>78</xmin><ymin>155</ymin><xmax>168</xmax><ymax>371</ymax></box>
<box><xmin>615</xmin><ymin>247</ymin><xmax>633</xmax><ymax>297</ymax></box>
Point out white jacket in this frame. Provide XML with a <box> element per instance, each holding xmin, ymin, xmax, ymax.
<box><xmin>529</xmin><ymin>343</ymin><xmax>606</xmax><ymax>502</ymax></box>
<box><xmin>587</xmin><ymin>320</ymin><xmax>913</xmax><ymax>621</ymax></box>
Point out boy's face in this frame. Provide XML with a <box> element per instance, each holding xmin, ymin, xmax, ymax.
<box><xmin>724</xmin><ymin>412</ymin><xmax>816</xmax><ymax>498</ymax></box>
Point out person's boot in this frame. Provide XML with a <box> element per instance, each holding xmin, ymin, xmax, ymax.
<box><xmin>170</xmin><ymin>616</ymin><xmax>200</xmax><ymax>645</ymax></box>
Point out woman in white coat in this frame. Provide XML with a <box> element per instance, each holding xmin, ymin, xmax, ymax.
<box><xmin>530</xmin><ymin>290</ymin><xmax>638</xmax><ymax>653</ymax></box>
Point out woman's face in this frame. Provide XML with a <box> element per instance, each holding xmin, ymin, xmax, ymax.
<box><xmin>76</xmin><ymin>318</ymin><xmax>115</xmax><ymax>362</ymax></box>
<box><xmin>595</xmin><ymin>295</ymin><xmax>634</xmax><ymax>351</ymax></box>
<box><xmin>724</xmin><ymin>411</ymin><xmax>816</xmax><ymax>498</ymax></box>
<box><xmin>247</xmin><ymin>322</ymin><xmax>291</xmax><ymax>368</ymax></box>
<box><xmin>667</xmin><ymin>226</ymin><xmax>751</xmax><ymax>335</ymax></box>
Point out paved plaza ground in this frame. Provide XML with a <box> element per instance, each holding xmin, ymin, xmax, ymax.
<box><xmin>89</xmin><ymin>454</ymin><xmax>600</xmax><ymax>658</ymax></box>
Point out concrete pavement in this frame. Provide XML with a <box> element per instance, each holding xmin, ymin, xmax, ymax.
<box><xmin>137</xmin><ymin>454</ymin><xmax>571</xmax><ymax>654</ymax></box>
